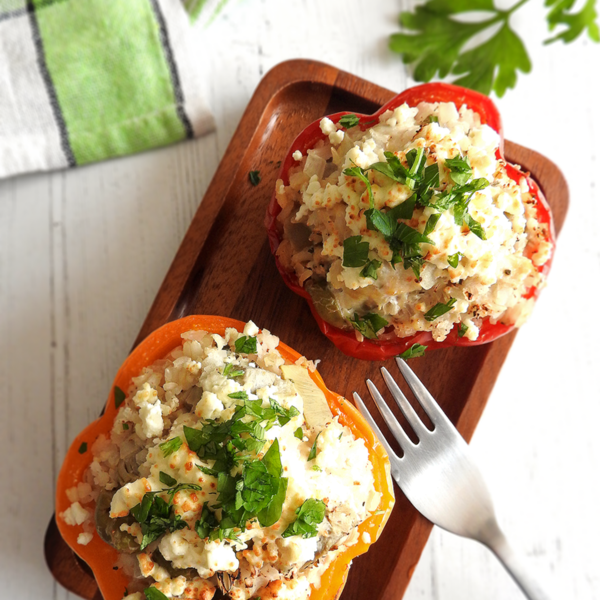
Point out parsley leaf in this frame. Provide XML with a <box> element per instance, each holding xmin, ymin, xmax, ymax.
<box><xmin>389</xmin><ymin>0</ymin><xmax>533</xmax><ymax>97</ymax></box>
<box><xmin>350</xmin><ymin>313</ymin><xmax>389</xmax><ymax>340</ymax></box>
<box><xmin>78</xmin><ymin>442</ymin><xmax>87</xmax><ymax>454</ymax></box>
<box><xmin>465</xmin><ymin>214</ymin><xmax>487</xmax><ymax>240</ymax></box>
<box><xmin>423</xmin><ymin>213</ymin><xmax>441</xmax><ymax>237</ymax></box>
<box><xmin>228</xmin><ymin>391</ymin><xmax>249</xmax><ymax>400</ymax></box>
<box><xmin>424</xmin><ymin>298</ymin><xmax>458</xmax><ymax>322</ymax></box>
<box><xmin>397</xmin><ymin>344</ymin><xmax>427</xmax><ymax>359</ymax></box>
<box><xmin>545</xmin><ymin>0</ymin><xmax>600</xmax><ymax>44</ymax></box>
<box><xmin>249</xmin><ymin>170</ymin><xmax>261</xmax><ymax>186</ymax></box>
<box><xmin>131</xmin><ymin>487</ymin><xmax>193</xmax><ymax>550</ymax></box>
<box><xmin>282</xmin><ymin>498</ymin><xmax>326</xmax><ymax>539</ymax></box>
<box><xmin>195</xmin><ymin>502</ymin><xmax>220</xmax><ymax>539</ymax></box>
<box><xmin>458</xmin><ymin>323</ymin><xmax>469</xmax><ymax>338</ymax></box>
<box><xmin>160</xmin><ymin>436</ymin><xmax>183</xmax><ymax>458</ymax></box>
<box><xmin>339</xmin><ymin>114</ymin><xmax>361</xmax><ymax>128</ymax></box>
<box><xmin>395</xmin><ymin>223</ymin><xmax>434</xmax><ymax>246</ymax></box>
<box><xmin>343</xmin><ymin>165</ymin><xmax>375</xmax><ymax>207</ymax></box>
<box><xmin>159</xmin><ymin>471</ymin><xmax>177</xmax><ymax>487</ymax></box>
<box><xmin>307</xmin><ymin>432</ymin><xmax>321</xmax><ymax>461</ymax></box>
<box><xmin>360</xmin><ymin>259</ymin><xmax>382</xmax><ymax>280</ymax></box>
<box><xmin>114</xmin><ymin>386</ymin><xmax>126</xmax><ymax>408</ymax></box>
<box><xmin>223</xmin><ymin>363</ymin><xmax>244</xmax><ymax>378</ymax></box>
<box><xmin>343</xmin><ymin>236</ymin><xmax>370</xmax><ymax>267</ymax></box>
<box><xmin>445</xmin><ymin>155</ymin><xmax>473</xmax><ymax>185</ymax></box>
<box><xmin>294</xmin><ymin>427</ymin><xmax>303</xmax><ymax>440</ymax></box>
<box><xmin>235</xmin><ymin>335</ymin><xmax>257</xmax><ymax>354</ymax></box>
<box><xmin>447</xmin><ymin>252</ymin><xmax>463</xmax><ymax>268</ymax></box>
<box><xmin>145</xmin><ymin>587</ymin><xmax>169</xmax><ymax>600</ymax></box>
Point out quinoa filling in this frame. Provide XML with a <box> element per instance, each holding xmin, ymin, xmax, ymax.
<box><xmin>60</xmin><ymin>322</ymin><xmax>381</xmax><ymax>600</ymax></box>
<box><xmin>275</xmin><ymin>102</ymin><xmax>552</xmax><ymax>343</ymax></box>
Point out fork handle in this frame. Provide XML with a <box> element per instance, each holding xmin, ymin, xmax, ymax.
<box><xmin>486</xmin><ymin>529</ymin><xmax>552</xmax><ymax>600</ymax></box>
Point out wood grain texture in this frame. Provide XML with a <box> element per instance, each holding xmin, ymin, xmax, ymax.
<box><xmin>45</xmin><ymin>60</ymin><xmax>569</xmax><ymax>600</ymax></box>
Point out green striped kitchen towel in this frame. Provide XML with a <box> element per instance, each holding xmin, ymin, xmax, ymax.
<box><xmin>0</xmin><ymin>0</ymin><xmax>225</xmax><ymax>179</ymax></box>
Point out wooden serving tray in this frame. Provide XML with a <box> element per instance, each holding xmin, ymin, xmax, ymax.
<box><xmin>45</xmin><ymin>59</ymin><xmax>569</xmax><ymax>600</ymax></box>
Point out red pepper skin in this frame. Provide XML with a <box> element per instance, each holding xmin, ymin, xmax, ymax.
<box><xmin>266</xmin><ymin>83</ymin><xmax>555</xmax><ymax>361</ymax></box>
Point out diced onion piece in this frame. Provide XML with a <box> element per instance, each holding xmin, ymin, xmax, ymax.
<box><xmin>281</xmin><ymin>365</ymin><xmax>333</xmax><ymax>427</ymax></box>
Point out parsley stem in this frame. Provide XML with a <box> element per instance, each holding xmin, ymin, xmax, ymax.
<box><xmin>507</xmin><ymin>0</ymin><xmax>529</xmax><ymax>16</ymax></box>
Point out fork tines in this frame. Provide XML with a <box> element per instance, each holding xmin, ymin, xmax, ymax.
<box><xmin>353</xmin><ymin>358</ymin><xmax>453</xmax><ymax>458</ymax></box>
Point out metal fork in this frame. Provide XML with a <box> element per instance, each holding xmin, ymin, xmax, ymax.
<box><xmin>353</xmin><ymin>357</ymin><xmax>551</xmax><ymax>600</ymax></box>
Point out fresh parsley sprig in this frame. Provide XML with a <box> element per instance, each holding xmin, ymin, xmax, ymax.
<box><xmin>234</xmin><ymin>335</ymin><xmax>257</xmax><ymax>354</ymax></box>
<box><xmin>339</xmin><ymin>114</ymin><xmax>361</xmax><ymax>128</ymax></box>
<box><xmin>179</xmin><ymin>394</ymin><xmax>300</xmax><ymax>540</ymax></box>
<box><xmin>282</xmin><ymin>498</ymin><xmax>326</xmax><ymax>539</ymax></box>
<box><xmin>390</xmin><ymin>0</ymin><xmax>599</xmax><ymax>97</ymax></box>
<box><xmin>397</xmin><ymin>343</ymin><xmax>427</xmax><ymax>359</ymax></box>
<box><xmin>130</xmin><ymin>481</ymin><xmax>202</xmax><ymax>549</ymax></box>
<box><xmin>424</xmin><ymin>298</ymin><xmax>458</xmax><ymax>322</ymax></box>
<box><xmin>144</xmin><ymin>587</ymin><xmax>169</xmax><ymax>600</ymax></box>
<box><xmin>350</xmin><ymin>312</ymin><xmax>389</xmax><ymax>339</ymax></box>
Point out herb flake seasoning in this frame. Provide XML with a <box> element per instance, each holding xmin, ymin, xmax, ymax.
<box><xmin>249</xmin><ymin>170</ymin><xmax>261</xmax><ymax>186</ymax></box>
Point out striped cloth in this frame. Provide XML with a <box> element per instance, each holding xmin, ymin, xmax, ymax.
<box><xmin>0</xmin><ymin>0</ymin><xmax>223</xmax><ymax>179</ymax></box>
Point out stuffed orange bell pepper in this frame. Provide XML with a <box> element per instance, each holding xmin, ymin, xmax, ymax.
<box><xmin>266</xmin><ymin>83</ymin><xmax>554</xmax><ymax>361</ymax></box>
<box><xmin>56</xmin><ymin>315</ymin><xmax>394</xmax><ymax>600</ymax></box>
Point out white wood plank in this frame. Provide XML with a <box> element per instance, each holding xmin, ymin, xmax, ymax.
<box><xmin>0</xmin><ymin>1</ymin><xmax>598</xmax><ymax>599</ymax></box>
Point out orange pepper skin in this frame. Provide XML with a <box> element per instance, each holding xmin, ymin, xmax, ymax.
<box><xmin>265</xmin><ymin>83</ymin><xmax>555</xmax><ymax>361</ymax></box>
<box><xmin>56</xmin><ymin>315</ymin><xmax>395</xmax><ymax>600</ymax></box>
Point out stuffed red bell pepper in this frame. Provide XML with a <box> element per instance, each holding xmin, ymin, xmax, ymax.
<box><xmin>266</xmin><ymin>83</ymin><xmax>554</xmax><ymax>361</ymax></box>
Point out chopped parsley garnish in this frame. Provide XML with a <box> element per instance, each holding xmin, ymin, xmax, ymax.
<box><xmin>294</xmin><ymin>427</ymin><xmax>303</xmax><ymax>440</ymax></box>
<box><xmin>131</xmin><ymin>481</ymin><xmax>201</xmax><ymax>549</ymax></box>
<box><xmin>428</xmin><ymin>115</ymin><xmax>439</xmax><ymax>123</ymax></box>
<box><xmin>159</xmin><ymin>436</ymin><xmax>182</xmax><ymax>458</ymax></box>
<box><xmin>339</xmin><ymin>114</ymin><xmax>360</xmax><ymax>129</ymax></box>
<box><xmin>423</xmin><ymin>213</ymin><xmax>441</xmax><ymax>237</ymax></box>
<box><xmin>223</xmin><ymin>363</ymin><xmax>244</xmax><ymax>378</ymax></box>
<box><xmin>195</xmin><ymin>502</ymin><xmax>220</xmax><ymax>538</ymax></box>
<box><xmin>342</xmin><ymin>235</ymin><xmax>370</xmax><ymax>268</ymax></box>
<box><xmin>179</xmin><ymin>393</ymin><xmax>301</xmax><ymax>540</ymax></box>
<box><xmin>350</xmin><ymin>312</ymin><xmax>389</xmax><ymax>340</ymax></box>
<box><xmin>249</xmin><ymin>170</ymin><xmax>261</xmax><ymax>186</ymax></box>
<box><xmin>447</xmin><ymin>252</ymin><xmax>463</xmax><ymax>268</ymax></box>
<box><xmin>343</xmin><ymin>165</ymin><xmax>375</xmax><ymax>207</ymax></box>
<box><xmin>458</xmin><ymin>323</ymin><xmax>469</xmax><ymax>338</ymax></box>
<box><xmin>445</xmin><ymin>155</ymin><xmax>473</xmax><ymax>186</ymax></box>
<box><xmin>397</xmin><ymin>344</ymin><xmax>427</xmax><ymax>359</ymax></box>
<box><xmin>312</xmin><ymin>465</ymin><xmax>322</xmax><ymax>472</ymax></box>
<box><xmin>78</xmin><ymin>442</ymin><xmax>87</xmax><ymax>454</ymax></box>
<box><xmin>282</xmin><ymin>498</ymin><xmax>326</xmax><ymax>539</ymax></box>
<box><xmin>465</xmin><ymin>214</ymin><xmax>487</xmax><ymax>240</ymax></box>
<box><xmin>122</xmin><ymin>423</ymin><xmax>129</xmax><ymax>430</ymax></box>
<box><xmin>234</xmin><ymin>335</ymin><xmax>257</xmax><ymax>354</ymax></box>
<box><xmin>159</xmin><ymin>471</ymin><xmax>177</xmax><ymax>487</ymax></box>
<box><xmin>360</xmin><ymin>259</ymin><xmax>382</xmax><ymax>280</ymax></box>
<box><xmin>307</xmin><ymin>432</ymin><xmax>321</xmax><ymax>462</ymax></box>
<box><xmin>228</xmin><ymin>391</ymin><xmax>249</xmax><ymax>400</ymax></box>
<box><xmin>114</xmin><ymin>386</ymin><xmax>126</xmax><ymax>408</ymax></box>
<box><xmin>144</xmin><ymin>587</ymin><xmax>169</xmax><ymax>600</ymax></box>
<box><xmin>424</xmin><ymin>298</ymin><xmax>458</xmax><ymax>322</ymax></box>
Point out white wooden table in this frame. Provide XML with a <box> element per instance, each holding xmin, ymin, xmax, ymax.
<box><xmin>1</xmin><ymin>1</ymin><xmax>598</xmax><ymax>598</ymax></box>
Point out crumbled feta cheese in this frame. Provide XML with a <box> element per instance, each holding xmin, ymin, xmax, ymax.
<box><xmin>329</xmin><ymin>130</ymin><xmax>345</xmax><ymax>145</ymax></box>
<box><xmin>292</xmin><ymin>150</ymin><xmax>303</xmax><ymax>161</ymax></box>
<box><xmin>60</xmin><ymin>502</ymin><xmax>90</xmax><ymax>526</ymax></box>
<box><xmin>319</xmin><ymin>117</ymin><xmax>336</xmax><ymax>135</ymax></box>
<box><xmin>77</xmin><ymin>532</ymin><xmax>93</xmax><ymax>546</ymax></box>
